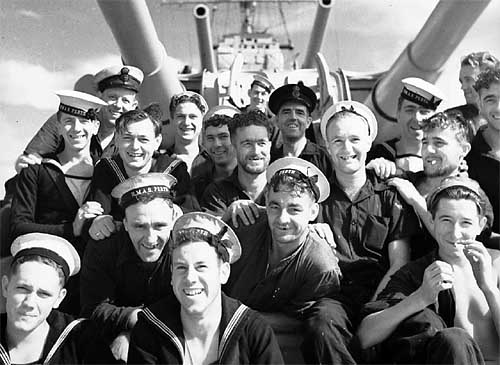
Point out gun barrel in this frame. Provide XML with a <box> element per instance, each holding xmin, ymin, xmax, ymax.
<box><xmin>365</xmin><ymin>0</ymin><xmax>491</xmax><ymax>143</ymax></box>
<box><xmin>97</xmin><ymin>0</ymin><xmax>184</xmax><ymax>148</ymax></box>
<box><xmin>194</xmin><ymin>4</ymin><xmax>217</xmax><ymax>73</ymax></box>
<box><xmin>302</xmin><ymin>0</ymin><xmax>333</xmax><ymax>69</ymax></box>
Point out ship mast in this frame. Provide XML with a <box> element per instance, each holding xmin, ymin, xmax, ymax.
<box><xmin>240</xmin><ymin>1</ymin><xmax>256</xmax><ymax>34</ymax></box>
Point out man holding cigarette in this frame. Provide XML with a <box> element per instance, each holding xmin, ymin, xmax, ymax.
<box><xmin>357</xmin><ymin>176</ymin><xmax>500</xmax><ymax>364</ymax></box>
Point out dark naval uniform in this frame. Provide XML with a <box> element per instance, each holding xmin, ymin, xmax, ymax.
<box><xmin>10</xmin><ymin>155</ymin><xmax>93</xmax><ymax>250</ymax></box>
<box><xmin>200</xmin><ymin>168</ymin><xmax>266</xmax><ymax>217</ymax></box>
<box><xmin>80</xmin><ymin>228</ymin><xmax>174</xmax><ymax>343</ymax></box>
<box><xmin>226</xmin><ymin>214</ymin><xmax>340</xmax><ymax>315</ymax></box>
<box><xmin>466</xmin><ymin>127</ymin><xmax>500</xmax><ymax>234</ymax></box>
<box><xmin>128</xmin><ymin>293</ymin><xmax>284</xmax><ymax>364</ymax></box>
<box><xmin>318</xmin><ymin>170</ymin><xmax>419</xmax><ymax>296</ymax></box>
<box><xmin>225</xmin><ymin>213</ymin><xmax>342</xmax><ymax>364</ymax></box>
<box><xmin>0</xmin><ymin>311</ymin><xmax>113</xmax><ymax>364</ymax></box>
<box><xmin>314</xmin><ymin>170</ymin><xmax>420</xmax><ymax>363</ymax></box>
<box><xmin>87</xmin><ymin>152</ymin><xmax>193</xmax><ymax>222</ymax></box>
<box><xmin>270</xmin><ymin>139</ymin><xmax>334</xmax><ymax>180</ymax></box>
<box><xmin>10</xmin><ymin>154</ymin><xmax>96</xmax><ymax>315</ymax></box>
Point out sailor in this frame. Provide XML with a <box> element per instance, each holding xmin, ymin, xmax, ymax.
<box><xmin>367</xmin><ymin>77</ymin><xmax>444</xmax><ymax>173</ymax></box>
<box><xmin>15</xmin><ymin>65</ymin><xmax>144</xmax><ymax>171</ymax></box>
<box><xmin>191</xmin><ymin>107</ymin><xmax>239</xmax><ymax>201</ymax></box>
<box><xmin>386</xmin><ymin>110</ymin><xmax>496</xmax><ymax>258</ymax></box>
<box><xmin>80</xmin><ymin>173</ymin><xmax>180</xmax><ymax>362</ymax></box>
<box><xmin>242</xmin><ymin>74</ymin><xmax>274</xmax><ymax>114</ymax></box>
<box><xmin>85</xmin><ymin>106</ymin><xmax>191</xmax><ymax>241</ymax></box>
<box><xmin>466</xmin><ymin>67</ymin><xmax>500</xmax><ymax>235</ymax></box>
<box><xmin>128</xmin><ymin>212</ymin><xmax>284</xmax><ymax>364</ymax></box>
<box><xmin>269</xmin><ymin>81</ymin><xmax>334</xmax><ymax>179</ymax></box>
<box><xmin>167</xmin><ymin>91</ymin><xmax>210</xmax><ymax>176</ymax></box>
<box><xmin>225</xmin><ymin>157</ymin><xmax>341</xmax><ymax>363</ymax></box>
<box><xmin>9</xmin><ymin>90</ymin><xmax>107</xmax><ymax>313</ymax></box>
<box><xmin>452</xmin><ymin>51</ymin><xmax>499</xmax><ymax>130</ymax></box>
<box><xmin>358</xmin><ymin>176</ymin><xmax>500</xmax><ymax>364</ymax></box>
<box><xmin>316</xmin><ymin>100</ymin><xmax>420</xmax><ymax>362</ymax></box>
<box><xmin>200</xmin><ymin>110</ymin><xmax>271</xmax><ymax>223</ymax></box>
<box><xmin>0</xmin><ymin>233</ymin><xmax>113</xmax><ymax>364</ymax></box>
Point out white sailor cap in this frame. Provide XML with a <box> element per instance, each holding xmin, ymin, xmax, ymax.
<box><xmin>171</xmin><ymin>212</ymin><xmax>241</xmax><ymax>264</ymax></box>
<box><xmin>203</xmin><ymin>105</ymin><xmax>240</xmax><ymax>122</ymax></box>
<box><xmin>401</xmin><ymin>77</ymin><xmax>444</xmax><ymax>110</ymax></box>
<box><xmin>111</xmin><ymin>172</ymin><xmax>178</xmax><ymax>209</ymax></box>
<box><xmin>11</xmin><ymin>233</ymin><xmax>81</xmax><ymax>278</ymax></box>
<box><xmin>169</xmin><ymin>91</ymin><xmax>209</xmax><ymax>116</ymax></box>
<box><xmin>250</xmin><ymin>74</ymin><xmax>274</xmax><ymax>93</ymax></box>
<box><xmin>94</xmin><ymin>65</ymin><xmax>144</xmax><ymax>93</ymax></box>
<box><xmin>266</xmin><ymin>157</ymin><xmax>330</xmax><ymax>203</ymax></box>
<box><xmin>56</xmin><ymin>90</ymin><xmax>106</xmax><ymax>120</ymax></box>
<box><xmin>320</xmin><ymin>100</ymin><xmax>378</xmax><ymax>142</ymax></box>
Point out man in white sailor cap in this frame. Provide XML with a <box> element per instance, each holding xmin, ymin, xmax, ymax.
<box><xmin>1</xmin><ymin>233</ymin><xmax>113</xmax><ymax>364</ymax></box>
<box><xmin>225</xmin><ymin>156</ymin><xmax>341</xmax><ymax>363</ymax></box>
<box><xmin>11</xmin><ymin>90</ymin><xmax>106</xmax><ymax>242</ymax></box>
<box><xmin>128</xmin><ymin>212</ymin><xmax>284</xmax><ymax>364</ymax></box>
<box><xmin>15</xmin><ymin>65</ymin><xmax>144</xmax><ymax>172</ymax></box>
<box><xmin>315</xmin><ymin>100</ymin><xmax>420</xmax><ymax>362</ymax></box>
<box><xmin>367</xmin><ymin>77</ymin><xmax>444</xmax><ymax>173</ymax></box>
<box><xmin>80</xmin><ymin>172</ymin><xmax>180</xmax><ymax>362</ymax></box>
<box><xmin>9</xmin><ymin>90</ymin><xmax>106</xmax><ymax>313</ymax></box>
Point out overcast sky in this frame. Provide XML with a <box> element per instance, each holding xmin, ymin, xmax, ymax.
<box><xmin>1</xmin><ymin>0</ymin><xmax>500</xmax><ymax>196</ymax></box>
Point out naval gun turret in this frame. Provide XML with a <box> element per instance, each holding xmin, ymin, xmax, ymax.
<box><xmin>364</xmin><ymin>0</ymin><xmax>491</xmax><ymax>143</ymax></box>
<box><xmin>97</xmin><ymin>0</ymin><xmax>184</xmax><ymax>148</ymax></box>
<box><xmin>194</xmin><ymin>4</ymin><xmax>217</xmax><ymax>73</ymax></box>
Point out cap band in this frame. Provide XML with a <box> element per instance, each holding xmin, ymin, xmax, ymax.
<box><xmin>172</xmin><ymin>226</ymin><xmax>232</xmax><ymax>262</ymax></box>
<box><xmin>338</xmin><ymin>105</ymin><xmax>371</xmax><ymax>135</ymax></box>
<box><xmin>120</xmin><ymin>185</ymin><xmax>173</xmax><ymax>209</ymax></box>
<box><xmin>13</xmin><ymin>247</ymin><xmax>70</xmax><ymax>279</ymax></box>
<box><xmin>401</xmin><ymin>86</ymin><xmax>442</xmax><ymax>110</ymax></box>
<box><xmin>98</xmin><ymin>67</ymin><xmax>141</xmax><ymax>92</ymax></box>
<box><xmin>251</xmin><ymin>79</ymin><xmax>272</xmax><ymax>93</ymax></box>
<box><xmin>271</xmin><ymin>168</ymin><xmax>320</xmax><ymax>202</ymax></box>
<box><xmin>59</xmin><ymin>104</ymin><xmax>97</xmax><ymax>120</ymax></box>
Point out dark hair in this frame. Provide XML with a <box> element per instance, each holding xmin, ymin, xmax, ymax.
<box><xmin>229</xmin><ymin>110</ymin><xmax>273</xmax><ymax>139</ymax></box>
<box><xmin>461</xmin><ymin>51</ymin><xmax>499</xmax><ymax>70</ymax></box>
<box><xmin>115</xmin><ymin>109</ymin><xmax>162</xmax><ymax>137</ymax></box>
<box><xmin>428</xmin><ymin>186</ymin><xmax>483</xmax><ymax>218</ymax></box>
<box><xmin>10</xmin><ymin>255</ymin><xmax>66</xmax><ymax>287</ymax></box>
<box><xmin>169</xmin><ymin>228</ymin><xmax>229</xmax><ymax>263</ymax></box>
<box><xmin>266</xmin><ymin>173</ymin><xmax>316</xmax><ymax>202</ymax></box>
<box><xmin>419</xmin><ymin>111</ymin><xmax>474</xmax><ymax>145</ymax></box>
<box><xmin>169</xmin><ymin>93</ymin><xmax>207</xmax><ymax>116</ymax></box>
<box><xmin>203</xmin><ymin>115</ymin><xmax>232</xmax><ymax>131</ymax></box>
<box><xmin>474</xmin><ymin>67</ymin><xmax>500</xmax><ymax>93</ymax></box>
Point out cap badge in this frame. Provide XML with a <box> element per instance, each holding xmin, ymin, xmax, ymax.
<box><xmin>120</xmin><ymin>67</ymin><xmax>130</xmax><ymax>82</ymax></box>
<box><xmin>292</xmin><ymin>85</ymin><xmax>301</xmax><ymax>98</ymax></box>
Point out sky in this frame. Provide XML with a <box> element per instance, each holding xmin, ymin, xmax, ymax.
<box><xmin>1</xmin><ymin>0</ymin><xmax>500</xmax><ymax>197</ymax></box>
